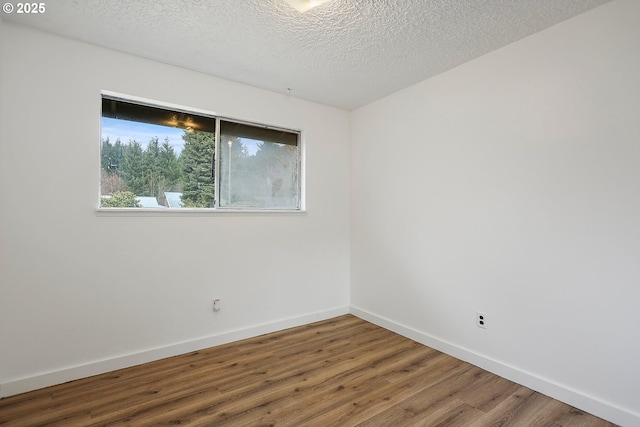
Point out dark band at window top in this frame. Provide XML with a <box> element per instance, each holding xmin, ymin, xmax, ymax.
<box><xmin>102</xmin><ymin>97</ymin><xmax>299</xmax><ymax>146</ymax></box>
<box><xmin>220</xmin><ymin>120</ymin><xmax>298</xmax><ymax>146</ymax></box>
<box><xmin>102</xmin><ymin>97</ymin><xmax>216</xmax><ymax>133</ymax></box>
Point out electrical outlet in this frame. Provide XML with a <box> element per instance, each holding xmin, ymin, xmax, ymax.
<box><xmin>477</xmin><ymin>312</ymin><xmax>487</xmax><ymax>329</ymax></box>
<box><xmin>212</xmin><ymin>298</ymin><xmax>221</xmax><ymax>312</ymax></box>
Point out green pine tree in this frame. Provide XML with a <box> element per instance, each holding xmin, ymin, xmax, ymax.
<box><xmin>180</xmin><ymin>130</ymin><xmax>215</xmax><ymax>207</ymax></box>
<box><xmin>121</xmin><ymin>141</ymin><xmax>145</xmax><ymax>195</ymax></box>
<box><xmin>101</xmin><ymin>137</ymin><xmax>124</xmax><ymax>173</ymax></box>
<box><xmin>159</xmin><ymin>138</ymin><xmax>182</xmax><ymax>191</ymax></box>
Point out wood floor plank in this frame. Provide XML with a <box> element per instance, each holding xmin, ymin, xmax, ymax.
<box><xmin>465</xmin><ymin>385</ymin><xmax>537</xmax><ymax>427</ymax></box>
<box><xmin>355</xmin><ymin>364</ymin><xmax>488</xmax><ymax>427</ymax></box>
<box><xmin>95</xmin><ymin>322</ymin><xmax>402</xmax><ymax>425</ymax></box>
<box><xmin>136</xmin><ymin>331</ymin><xmax>424</xmax><ymax>426</ymax></box>
<box><xmin>87</xmin><ymin>320</ymin><xmax>396</xmax><ymax>421</ymax></box>
<box><xmin>2</xmin><ymin>316</ymin><xmax>367</xmax><ymax>425</ymax></box>
<box><xmin>0</xmin><ymin>315</ymin><xmax>617</xmax><ymax>427</ymax></box>
<box><xmin>298</xmin><ymin>356</ymin><xmax>471</xmax><ymax>427</ymax></box>
<box><xmin>216</xmin><ymin>345</ymin><xmax>450</xmax><ymax>427</ymax></box>
<box><xmin>453</xmin><ymin>368</ymin><xmax>523</xmax><ymax>413</ymax></box>
<box><xmin>496</xmin><ymin>391</ymin><xmax>580</xmax><ymax>426</ymax></box>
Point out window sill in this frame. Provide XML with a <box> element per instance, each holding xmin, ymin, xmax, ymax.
<box><xmin>96</xmin><ymin>207</ymin><xmax>307</xmax><ymax>216</ymax></box>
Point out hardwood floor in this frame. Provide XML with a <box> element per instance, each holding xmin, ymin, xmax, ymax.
<box><xmin>0</xmin><ymin>315</ymin><xmax>616</xmax><ymax>426</ymax></box>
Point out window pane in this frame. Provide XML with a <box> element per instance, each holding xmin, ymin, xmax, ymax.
<box><xmin>220</xmin><ymin>120</ymin><xmax>300</xmax><ymax>209</ymax></box>
<box><xmin>100</xmin><ymin>97</ymin><xmax>215</xmax><ymax>208</ymax></box>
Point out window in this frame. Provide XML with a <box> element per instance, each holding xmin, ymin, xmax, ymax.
<box><xmin>100</xmin><ymin>95</ymin><xmax>301</xmax><ymax>210</ymax></box>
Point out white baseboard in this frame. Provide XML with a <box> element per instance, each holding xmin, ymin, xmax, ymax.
<box><xmin>0</xmin><ymin>306</ymin><xmax>349</xmax><ymax>399</ymax></box>
<box><xmin>349</xmin><ymin>305</ymin><xmax>639</xmax><ymax>427</ymax></box>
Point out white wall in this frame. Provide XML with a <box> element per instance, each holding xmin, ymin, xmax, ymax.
<box><xmin>0</xmin><ymin>22</ymin><xmax>350</xmax><ymax>396</ymax></box>
<box><xmin>351</xmin><ymin>0</ymin><xmax>640</xmax><ymax>425</ymax></box>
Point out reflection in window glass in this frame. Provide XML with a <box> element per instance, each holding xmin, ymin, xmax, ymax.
<box><xmin>219</xmin><ymin>120</ymin><xmax>300</xmax><ymax>209</ymax></box>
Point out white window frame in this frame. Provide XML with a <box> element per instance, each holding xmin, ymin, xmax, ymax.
<box><xmin>97</xmin><ymin>91</ymin><xmax>305</xmax><ymax>213</ymax></box>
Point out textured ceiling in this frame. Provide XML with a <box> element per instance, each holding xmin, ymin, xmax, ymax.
<box><xmin>3</xmin><ymin>0</ymin><xmax>611</xmax><ymax>110</ymax></box>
